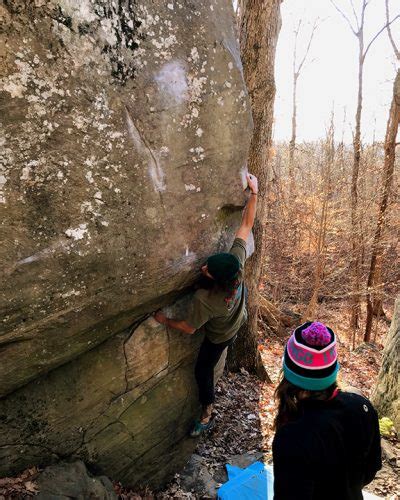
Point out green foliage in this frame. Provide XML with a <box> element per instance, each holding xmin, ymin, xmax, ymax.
<box><xmin>379</xmin><ymin>417</ymin><xmax>395</xmax><ymax>437</ymax></box>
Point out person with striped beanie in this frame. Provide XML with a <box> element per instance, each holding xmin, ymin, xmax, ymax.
<box><xmin>283</xmin><ymin>321</ymin><xmax>339</xmax><ymax>391</ymax></box>
<box><xmin>272</xmin><ymin>321</ymin><xmax>382</xmax><ymax>500</ymax></box>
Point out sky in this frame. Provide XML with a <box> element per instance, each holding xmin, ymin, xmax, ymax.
<box><xmin>273</xmin><ymin>0</ymin><xmax>399</xmax><ymax>144</ymax></box>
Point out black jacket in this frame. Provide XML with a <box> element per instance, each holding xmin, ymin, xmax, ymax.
<box><xmin>272</xmin><ymin>391</ymin><xmax>382</xmax><ymax>500</ymax></box>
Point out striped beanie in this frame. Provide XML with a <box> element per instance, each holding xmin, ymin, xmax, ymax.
<box><xmin>283</xmin><ymin>321</ymin><xmax>339</xmax><ymax>391</ymax></box>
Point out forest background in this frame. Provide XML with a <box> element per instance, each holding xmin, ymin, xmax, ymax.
<box><xmin>265</xmin><ymin>0</ymin><xmax>399</xmax><ymax>346</ymax></box>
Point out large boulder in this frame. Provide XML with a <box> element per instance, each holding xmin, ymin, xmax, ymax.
<box><xmin>0</xmin><ymin>0</ymin><xmax>252</xmax><ymax>488</ymax></box>
<box><xmin>0</xmin><ymin>299</ymin><xmax>227</xmax><ymax>488</ymax></box>
<box><xmin>373</xmin><ymin>296</ymin><xmax>400</xmax><ymax>432</ymax></box>
<box><xmin>0</xmin><ymin>0</ymin><xmax>251</xmax><ymax>396</ymax></box>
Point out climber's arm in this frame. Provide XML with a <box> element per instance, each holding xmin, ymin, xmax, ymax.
<box><xmin>236</xmin><ymin>173</ymin><xmax>258</xmax><ymax>241</ymax></box>
<box><xmin>154</xmin><ymin>311</ymin><xmax>195</xmax><ymax>334</ymax></box>
<box><xmin>154</xmin><ymin>290</ymin><xmax>212</xmax><ymax>335</ymax></box>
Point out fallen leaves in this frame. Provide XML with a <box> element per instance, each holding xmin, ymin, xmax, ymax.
<box><xmin>0</xmin><ymin>467</ymin><xmax>39</xmax><ymax>498</ymax></box>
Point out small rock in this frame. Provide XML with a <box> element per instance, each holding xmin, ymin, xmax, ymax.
<box><xmin>228</xmin><ymin>451</ymin><xmax>264</xmax><ymax>470</ymax></box>
<box><xmin>36</xmin><ymin>461</ymin><xmax>117</xmax><ymax>499</ymax></box>
<box><xmin>381</xmin><ymin>439</ymin><xmax>397</xmax><ymax>464</ymax></box>
<box><xmin>179</xmin><ymin>454</ymin><xmax>219</xmax><ymax>498</ymax></box>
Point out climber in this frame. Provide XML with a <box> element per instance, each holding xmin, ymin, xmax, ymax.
<box><xmin>272</xmin><ymin>321</ymin><xmax>382</xmax><ymax>500</ymax></box>
<box><xmin>154</xmin><ymin>173</ymin><xmax>258</xmax><ymax>437</ymax></box>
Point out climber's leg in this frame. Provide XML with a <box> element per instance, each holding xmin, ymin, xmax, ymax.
<box><xmin>194</xmin><ymin>335</ymin><xmax>236</xmax><ymax>422</ymax></box>
<box><xmin>200</xmin><ymin>403</ymin><xmax>213</xmax><ymax>423</ymax></box>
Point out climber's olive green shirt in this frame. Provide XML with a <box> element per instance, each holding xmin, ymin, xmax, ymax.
<box><xmin>186</xmin><ymin>238</ymin><xmax>247</xmax><ymax>344</ymax></box>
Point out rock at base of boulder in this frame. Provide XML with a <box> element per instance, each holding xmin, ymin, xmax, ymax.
<box><xmin>37</xmin><ymin>461</ymin><xmax>117</xmax><ymax>500</ymax></box>
<box><xmin>179</xmin><ymin>454</ymin><xmax>219</xmax><ymax>498</ymax></box>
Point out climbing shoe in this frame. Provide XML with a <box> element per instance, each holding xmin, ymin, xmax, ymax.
<box><xmin>189</xmin><ymin>418</ymin><xmax>215</xmax><ymax>438</ymax></box>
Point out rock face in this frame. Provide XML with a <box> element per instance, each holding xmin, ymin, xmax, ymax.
<box><xmin>373</xmin><ymin>296</ymin><xmax>400</xmax><ymax>432</ymax></box>
<box><xmin>0</xmin><ymin>0</ymin><xmax>252</xmax><ymax>489</ymax></box>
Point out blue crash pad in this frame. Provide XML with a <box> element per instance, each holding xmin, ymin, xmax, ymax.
<box><xmin>217</xmin><ymin>461</ymin><xmax>274</xmax><ymax>500</ymax></box>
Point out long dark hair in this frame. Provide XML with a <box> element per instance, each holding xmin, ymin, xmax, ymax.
<box><xmin>274</xmin><ymin>376</ymin><xmax>338</xmax><ymax>431</ymax></box>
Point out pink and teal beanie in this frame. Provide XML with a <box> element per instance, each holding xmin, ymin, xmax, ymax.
<box><xmin>283</xmin><ymin>322</ymin><xmax>339</xmax><ymax>391</ymax></box>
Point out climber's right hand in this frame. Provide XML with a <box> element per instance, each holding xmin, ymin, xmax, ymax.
<box><xmin>246</xmin><ymin>173</ymin><xmax>258</xmax><ymax>194</ymax></box>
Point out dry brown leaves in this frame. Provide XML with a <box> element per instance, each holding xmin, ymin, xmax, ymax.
<box><xmin>0</xmin><ymin>467</ymin><xmax>39</xmax><ymax>499</ymax></box>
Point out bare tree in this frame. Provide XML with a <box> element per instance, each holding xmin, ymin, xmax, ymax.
<box><xmin>365</xmin><ymin>0</ymin><xmax>400</xmax><ymax>342</ymax></box>
<box><xmin>227</xmin><ymin>0</ymin><xmax>282</xmax><ymax>379</ymax></box>
<box><xmin>302</xmin><ymin>112</ymin><xmax>335</xmax><ymax>322</ymax></box>
<box><xmin>288</xmin><ymin>19</ymin><xmax>318</xmax><ymax>179</ymax></box>
<box><xmin>331</xmin><ymin>0</ymin><xmax>400</xmax><ymax>337</ymax></box>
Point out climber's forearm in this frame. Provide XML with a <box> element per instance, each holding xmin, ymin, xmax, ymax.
<box><xmin>154</xmin><ymin>310</ymin><xmax>195</xmax><ymax>334</ymax></box>
<box><xmin>236</xmin><ymin>193</ymin><xmax>257</xmax><ymax>240</ymax></box>
<box><xmin>242</xmin><ymin>192</ymin><xmax>257</xmax><ymax>228</ymax></box>
<box><xmin>166</xmin><ymin>318</ymin><xmax>196</xmax><ymax>335</ymax></box>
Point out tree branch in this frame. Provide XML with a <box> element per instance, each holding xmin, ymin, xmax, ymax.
<box><xmin>297</xmin><ymin>19</ymin><xmax>319</xmax><ymax>74</ymax></box>
<box><xmin>330</xmin><ymin>0</ymin><xmax>358</xmax><ymax>36</ymax></box>
<box><xmin>385</xmin><ymin>0</ymin><xmax>400</xmax><ymax>60</ymax></box>
<box><xmin>363</xmin><ymin>14</ymin><xmax>400</xmax><ymax>61</ymax></box>
<box><xmin>293</xmin><ymin>19</ymin><xmax>302</xmax><ymax>75</ymax></box>
<box><xmin>349</xmin><ymin>0</ymin><xmax>360</xmax><ymax>31</ymax></box>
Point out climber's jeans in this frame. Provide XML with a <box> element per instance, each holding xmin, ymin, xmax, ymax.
<box><xmin>194</xmin><ymin>335</ymin><xmax>237</xmax><ymax>407</ymax></box>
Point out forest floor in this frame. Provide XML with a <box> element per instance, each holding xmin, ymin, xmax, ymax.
<box><xmin>2</xmin><ymin>302</ymin><xmax>399</xmax><ymax>499</ymax></box>
<box><xmin>154</xmin><ymin>301</ymin><xmax>400</xmax><ymax>500</ymax></box>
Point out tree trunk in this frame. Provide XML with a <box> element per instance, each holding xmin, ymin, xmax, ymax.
<box><xmin>365</xmin><ymin>70</ymin><xmax>400</xmax><ymax>342</ymax></box>
<box><xmin>350</xmin><ymin>44</ymin><xmax>364</xmax><ymax>338</ymax></box>
<box><xmin>288</xmin><ymin>73</ymin><xmax>298</xmax><ymax>180</ymax></box>
<box><xmin>288</xmin><ymin>21</ymin><xmax>316</xmax><ymax>187</ymax></box>
<box><xmin>227</xmin><ymin>0</ymin><xmax>282</xmax><ymax>380</ymax></box>
<box><xmin>259</xmin><ymin>295</ymin><xmax>301</xmax><ymax>334</ymax></box>
<box><xmin>302</xmin><ymin>114</ymin><xmax>334</xmax><ymax>322</ymax></box>
<box><xmin>372</xmin><ymin>296</ymin><xmax>400</xmax><ymax>432</ymax></box>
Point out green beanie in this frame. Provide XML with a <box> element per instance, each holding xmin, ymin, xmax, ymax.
<box><xmin>207</xmin><ymin>253</ymin><xmax>240</xmax><ymax>283</ymax></box>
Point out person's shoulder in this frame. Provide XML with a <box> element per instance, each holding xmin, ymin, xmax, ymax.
<box><xmin>338</xmin><ymin>390</ymin><xmax>378</xmax><ymax>416</ymax></box>
<box><xmin>194</xmin><ymin>288</ymin><xmax>216</xmax><ymax>307</ymax></box>
<box><xmin>229</xmin><ymin>238</ymin><xmax>247</xmax><ymax>266</ymax></box>
<box><xmin>339</xmin><ymin>390</ymin><xmax>371</xmax><ymax>405</ymax></box>
<box><xmin>194</xmin><ymin>289</ymin><xmax>209</xmax><ymax>302</ymax></box>
<box><xmin>231</xmin><ymin>237</ymin><xmax>247</xmax><ymax>252</ymax></box>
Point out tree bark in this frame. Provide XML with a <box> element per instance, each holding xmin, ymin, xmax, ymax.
<box><xmin>288</xmin><ymin>73</ymin><xmax>298</xmax><ymax>178</ymax></box>
<box><xmin>227</xmin><ymin>0</ymin><xmax>282</xmax><ymax>380</ymax></box>
<box><xmin>288</xmin><ymin>20</ymin><xmax>316</xmax><ymax>180</ymax></box>
<box><xmin>302</xmin><ymin>114</ymin><xmax>334</xmax><ymax>322</ymax></box>
<box><xmin>372</xmin><ymin>296</ymin><xmax>400</xmax><ymax>431</ymax></box>
<box><xmin>350</xmin><ymin>35</ymin><xmax>364</xmax><ymax>337</ymax></box>
<box><xmin>365</xmin><ymin>70</ymin><xmax>400</xmax><ymax>342</ymax></box>
<box><xmin>259</xmin><ymin>295</ymin><xmax>301</xmax><ymax>334</ymax></box>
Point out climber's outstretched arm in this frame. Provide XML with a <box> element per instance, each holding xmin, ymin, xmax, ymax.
<box><xmin>235</xmin><ymin>173</ymin><xmax>258</xmax><ymax>242</ymax></box>
<box><xmin>153</xmin><ymin>310</ymin><xmax>196</xmax><ymax>334</ymax></box>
